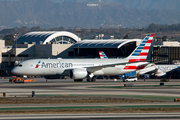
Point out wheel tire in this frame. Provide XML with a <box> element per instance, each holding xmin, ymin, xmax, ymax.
<box><xmin>92</xmin><ymin>77</ymin><xmax>96</xmax><ymax>82</ymax></box>
<box><xmin>87</xmin><ymin>78</ymin><xmax>91</xmax><ymax>82</ymax></box>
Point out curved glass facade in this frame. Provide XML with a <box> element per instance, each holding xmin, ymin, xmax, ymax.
<box><xmin>50</xmin><ymin>36</ymin><xmax>76</xmax><ymax>44</ymax></box>
<box><xmin>13</xmin><ymin>31</ymin><xmax>79</xmax><ymax>47</ymax></box>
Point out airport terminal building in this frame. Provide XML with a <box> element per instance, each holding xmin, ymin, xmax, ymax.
<box><xmin>0</xmin><ymin>31</ymin><xmax>180</xmax><ymax>76</ymax></box>
<box><xmin>153</xmin><ymin>41</ymin><xmax>180</xmax><ymax>64</ymax></box>
<box><xmin>0</xmin><ymin>31</ymin><xmax>81</xmax><ymax>76</ymax></box>
<box><xmin>69</xmin><ymin>39</ymin><xmax>142</xmax><ymax>58</ymax></box>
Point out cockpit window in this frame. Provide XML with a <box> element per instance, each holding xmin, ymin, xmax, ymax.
<box><xmin>16</xmin><ymin>64</ymin><xmax>22</xmax><ymax>67</ymax></box>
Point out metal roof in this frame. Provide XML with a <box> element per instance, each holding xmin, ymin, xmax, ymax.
<box><xmin>16</xmin><ymin>31</ymin><xmax>80</xmax><ymax>45</ymax></box>
<box><xmin>71</xmin><ymin>39</ymin><xmax>142</xmax><ymax>48</ymax></box>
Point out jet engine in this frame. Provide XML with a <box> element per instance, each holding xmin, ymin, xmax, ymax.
<box><xmin>155</xmin><ymin>69</ymin><xmax>166</xmax><ymax>77</ymax></box>
<box><xmin>70</xmin><ymin>69</ymin><xmax>88</xmax><ymax>79</ymax></box>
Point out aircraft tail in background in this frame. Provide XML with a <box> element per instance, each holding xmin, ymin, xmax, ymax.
<box><xmin>99</xmin><ymin>51</ymin><xmax>108</xmax><ymax>59</ymax></box>
<box><xmin>99</xmin><ymin>34</ymin><xmax>154</xmax><ymax>62</ymax></box>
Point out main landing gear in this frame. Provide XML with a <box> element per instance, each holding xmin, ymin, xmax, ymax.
<box><xmin>87</xmin><ymin>77</ymin><xmax>96</xmax><ymax>82</ymax></box>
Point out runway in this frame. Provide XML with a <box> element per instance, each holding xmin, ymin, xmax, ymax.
<box><xmin>1</xmin><ymin>103</ymin><xmax>180</xmax><ymax>111</ymax></box>
<box><xmin>1</xmin><ymin>113</ymin><xmax>180</xmax><ymax>120</ymax></box>
<box><xmin>0</xmin><ymin>78</ymin><xmax>180</xmax><ymax>97</ymax></box>
<box><xmin>0</xmin><ymin>78</ymin><xmax>180</xmax><ymax>119</ymax></box>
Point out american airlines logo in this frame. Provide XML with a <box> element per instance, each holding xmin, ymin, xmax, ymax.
<box><xmin>35</xmin><ymin>61</ymin><xmax>73</xmax><ymax>68</ymax></box>
<box><xmin>158</xmin><ymin>66</ymin><xmax>178</xmax><ymax>70</ymax></box>
<box><xmin>35</xmin><ymin>61</ymin><xmax>41</xmax><ymax>68</ymax></box>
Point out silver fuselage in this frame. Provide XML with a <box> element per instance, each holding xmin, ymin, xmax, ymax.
<box><xmin>11</xmin><ymin>58</ymin><xmax>141</xmax><ymax>76</ymax></box>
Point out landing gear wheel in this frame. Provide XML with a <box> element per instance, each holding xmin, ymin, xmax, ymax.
<box><xmin>92</xmin><ymin>77</ymin><xmax>96</xmax><ymax>82</ymax></box>
<box><xmin>87</xmin><ymin>78</ymin><xmax>91</xmax><ymax>82</ymax></box>
<box><xmin>74</xmin><ymin>79</ymin><xmax>83</xmax><ymax>82</ymax></box>
<box><xmin>86</xmin><ymin>77</ymin><xmax>96</xmax><ymax>82</ymax></box>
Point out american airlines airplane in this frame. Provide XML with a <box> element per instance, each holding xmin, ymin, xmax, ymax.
<box><xmin>11</xmin><ymin>34</ymin><xmax>154</xmax><ymax>82</ymax></box>
<box><xmin>154</xmin><ymin>64</ymin><xmax>180</xmax><ymax>77</ymax></box>
<box><xmin>99</xmin><ymin>51</ymin><xmax>180</xmax><ymax>78</ymax></box>
<box><xmin>99</xmin><ymin>51</ymin><xmax>108</xmax><ymax>59</ymax></box>
<box><xmin>99</xmin><ymin>51</ymin><xmax>157</xmax><ymax>76</ymax></box>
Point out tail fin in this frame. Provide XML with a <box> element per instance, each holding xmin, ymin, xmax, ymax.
<box><xmin>99</xmin><ymin>51</ymin><xmax>108</xmax><ymax>59</ymax></box>
<box><xmin>127</xmin><ymin>34</ymin><xmax>154</xmax><ymax>62</ymax></box>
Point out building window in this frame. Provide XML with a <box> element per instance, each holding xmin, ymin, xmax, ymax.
<box><xmin>10</xmin><ymin>54</ymin><xmax>15</xmax><ymax>57</ymax></box>
<box><xmin>17</xmin><ymin>54</ymin><xmax>28</xmax><ymax>57</ymax></box>
<box><xmin>50</xmin><ymin>36</ymin><xmax>76</xmax><ymax>44</ymax></box>
<box><xmin>2</xmin><ymin>54</ymin><xmax>8</xmax><ymax>57</ymax></box>
<box><xmin>68</xmin><ymin>51</ymin><xmax>74</xmax><ymax>56</ymax></box>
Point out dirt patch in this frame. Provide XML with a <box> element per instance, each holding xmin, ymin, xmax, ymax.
<box><xmin>0</xmin><ymin>96</ymin><xmax>173</xmax><ymax>114</ymax></box>
<box><xmin>0</xmin><ymin>96</ymin><xmax>164</xmax><ymax>104</ymax></box>
<box><xmin>0</xmin><ymin>108</ymin><xmax>179</xmax><ymax>114</ymax></box>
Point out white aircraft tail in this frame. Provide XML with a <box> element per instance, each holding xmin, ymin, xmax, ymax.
<box><xmin>127</xmin><ymin>34</ymin><xmax>154</xmax><ymax>62</ymax></box>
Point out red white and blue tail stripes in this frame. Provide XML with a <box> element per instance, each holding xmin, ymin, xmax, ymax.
<box><xmin>128</xmin><ymin>34</ymin><xmax>154</xmax><ymax>62</ymax></box>
<box><xmin>99</xmin><ymin>51</ymin><xmax>108</xmax><ymax>59</ymax></box>
<box><xmin>98</xmin><ymin>34</ymin><xmax>154</xmax><ymax>70</ymax></box>
<box><xmin>124</xmin><ymin>34</ymin><xmax>154</xmax><ymax>70</ymax></box>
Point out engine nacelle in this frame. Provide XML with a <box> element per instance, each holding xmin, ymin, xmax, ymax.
<box><xmin>155</xmin><ymin>72</ymin><xmax>166</xmax><ymax>77</ymax></box>
<box><xmin>155</xmin><ymin>70</ymin><xmax>166</xmax><ymax>77</ymax></box>
<box><xmin>70</xmin><ymin>69</ymin><xmax>88</xmax><ymax>79</ymax></box>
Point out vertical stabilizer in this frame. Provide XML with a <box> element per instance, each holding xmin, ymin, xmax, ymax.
<box><xmin>99</xmin><ymin>51</ymin><xmax>108</xmax><ymax>59</ymax></box>
<box><xmin>127</xmin><ymin>34</ymin><xmax>154</xmax><ymax>62</ymax></box>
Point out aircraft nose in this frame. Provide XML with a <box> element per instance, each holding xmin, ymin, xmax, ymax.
<box><xmin>11</xmin><ymin>68</ymin><xmax>16</xmax><ymax>74</ymax></box>
<box><xmin>11</xmin><ymin>67</ymin><xmax>20</xmax><ymax>75</ymax></box>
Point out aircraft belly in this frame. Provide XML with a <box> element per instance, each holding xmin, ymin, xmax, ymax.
<box><xmin>27</xmin><ymin>68</ymin><xmax>64</xmax><ymax>76</ymax></box>
<box><xmin>102</xmin><ymin>67</ymin><xmax>122</xmax><ymax>75</ymax></box>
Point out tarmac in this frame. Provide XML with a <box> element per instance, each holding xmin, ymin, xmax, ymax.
<box><xmin>0</xmin><ymin>78</ymin><xmax>180</xmax><ymax>119</ymax></box>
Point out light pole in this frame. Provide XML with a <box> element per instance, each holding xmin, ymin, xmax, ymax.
<box><xmin>78</xmin><ymin>40</ymin><xmax>79</xmax><ymax>58</ymax></box>
<box><xmin>15</xmin><ymin>39</ymin><xmax>17</xmax><ymax>63</ymax></box>
<box><xmin>75</xmin><ymin>26</ymin><xmax>81</xmax><ymax>58</ymax></box>
<box><xmin>160</xmin><ymin>28</ymin><xmax>162</xmax><ymax>41</ymax></box>
<box><xmin>139</xmin><ymin>28</ymin><xmax>143</xmax><ymax>39</ymax></box>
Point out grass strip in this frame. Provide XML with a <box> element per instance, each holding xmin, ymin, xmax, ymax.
<box><xmin>35</xmin><ymin>94</ymin><xmax>175</xmax><ymax>101</ymax></box>
<box><xmin>0</xmin><ymin>108</ymin><xmax>180</xmax><ymax>114</ymax></box>
<box><xmin>1</xmin><ymin>105</ymin><xmax>180</xmax><ymax>111</ymax></box>
<box><xmin>91</xmin><ymin>85</ymin><xmax>180</xmax><ymax>89</ymax></box>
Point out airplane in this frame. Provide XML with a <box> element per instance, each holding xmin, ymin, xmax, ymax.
<box><xmin>99</xmin><ymin>51</ymin><xmax>108</xmax><ymax>59</ymax></box>
<box><xmin>153</xmin><ymin>64</ymin><xmax>180</xmax><ymax>77</ymax></box>
<box><xmin>11</xmin><ymin>34</ymin><xmax>154</xmax><ymax>82</ymax></box>
<box><xmin>99</xmin><ymin>46</ymin><xmax>180</xmax><ymax>78</ymax></box>
<box><xmin>98</xmin><ymin>51</ymin><xmax>157</xmax><ymax>77</ymax></box>
<box><xmin>137</xmin><ymin>64</ymin><xmax>180</xmax><ymax>78</ymax></box>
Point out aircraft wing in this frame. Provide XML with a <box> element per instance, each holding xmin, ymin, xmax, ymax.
<box><xmin>86</xmin><ymin>60</ymin><xmax>148</xmax><ymax>72</ymax></box>
<box><xmin>138</xmin><ymin>66</ymin><xmax>157</xmax><ymax>75</ymax></box>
